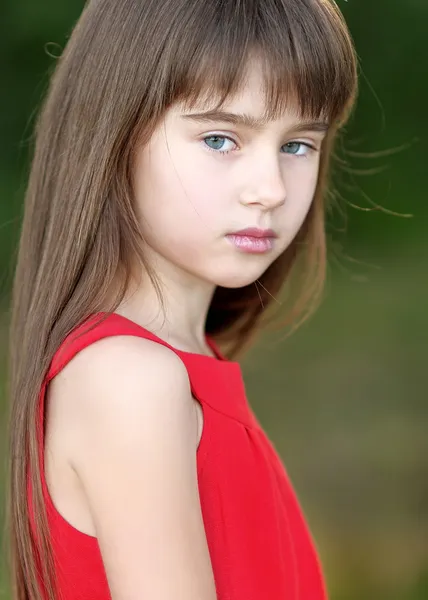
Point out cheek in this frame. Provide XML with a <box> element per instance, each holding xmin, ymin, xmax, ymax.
<box><xmin>300</xmin><ymin>168</ymin><xmax>319</xmax><ymax>212</ymax></box>
<box><xmin>280</xmin><ymin>164</ymin><xmax>319</xmax><ymax>232</ymax></box>
<box><xmin>133</xmin><ymin>144</ymin><xmax>229</xmax><ymax>244</ymax></box>
<box><xmin>167</xmin><ymin>145</ymin><xmax>232</xmax><ymax>219</ymax></box>
<box><xmin>306</xmin><ymin>169</ymin><xmax>320</xmax><ymax>222</ymax></box>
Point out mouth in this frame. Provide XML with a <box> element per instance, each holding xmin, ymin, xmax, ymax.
<box><xmin>225</xmin><ymin>228</ymin><xmax>277</xmax><ymax>254</ymax></box>
<box><xmin>229</xmin><ymin>227</ymin><xmax>278</xmax><ymax>239</ymax></box>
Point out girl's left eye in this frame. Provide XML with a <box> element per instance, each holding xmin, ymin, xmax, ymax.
<box><xmin>281</xmin><ymin>141</ymin><xmax>314</xmax><ymax>156</ymax></box>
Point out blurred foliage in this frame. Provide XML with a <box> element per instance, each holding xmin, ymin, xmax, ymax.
<box><xmin>0</xmin><ymin>1</ymin><xmax>427</xmax><ymax>599</ymax></box>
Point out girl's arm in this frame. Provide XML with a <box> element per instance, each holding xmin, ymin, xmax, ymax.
<box><xmin>55</xmin><ymin>335</ymin><xmax>217</xmax><ymax>600</ymax></box>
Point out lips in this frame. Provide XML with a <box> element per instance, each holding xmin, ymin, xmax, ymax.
<box><xmin>225</xmin><ymin>228</ymin><xmax>277</xmax><ymax>254</ymax></box>
<box><xmin>229</xmin><ymin>227</ymin><xmax>277</xmax><ymax>238</ymax></box>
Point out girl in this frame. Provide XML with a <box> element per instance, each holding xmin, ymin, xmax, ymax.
<box><xmin>6</xmin><ymin>0</ymin><xmax>358</xmax><ymax>598</ymax></box>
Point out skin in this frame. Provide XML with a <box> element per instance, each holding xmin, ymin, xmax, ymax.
<box><xmin>117</xmin><ymin>61</ymin><xmax>328</xmax><ymax>353</ymax></box>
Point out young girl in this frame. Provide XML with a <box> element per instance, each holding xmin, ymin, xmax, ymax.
<box><xmin>6</xmin><ymin>0</ymin><xmax>358</xmax><ymax>598</ymax></box>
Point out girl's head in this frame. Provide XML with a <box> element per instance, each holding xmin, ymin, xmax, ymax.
<box><xmin>134</xmin><ymin>60</ymin><xmax>328</xmax><ymax>293</ymax></box>
<box><xmin>7</xmin><ymin>1</ymin><xmax>357</xmax><ymax>598</ymax></box>
<box><xmin>130</xmin><ymin>0</ymin><xmax>357</xmax><ymax>308</ymax></box>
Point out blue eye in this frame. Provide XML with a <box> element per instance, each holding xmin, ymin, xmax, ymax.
<box><xmin>202</xmin><ymin>136</ymin><xmax>315</xmax><ymax>157</ymax></box>
<box><xmin>281</xmin><ymin>142</ymin><xmax>312</xmax><ymax>156</ymax></box>
<box><xmin>203</xmin><ymin>135</ymin><xmax>235</xmax><ymax>153</ymax></box>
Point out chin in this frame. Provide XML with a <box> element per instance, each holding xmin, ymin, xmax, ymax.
<box><xmin>212</xmin><ymin>267</ymin><xmax>271</xmax><ymax>289</ymax></box>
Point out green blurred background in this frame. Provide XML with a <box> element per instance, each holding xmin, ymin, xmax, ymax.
<box><xmin>1</xmin><ymin>1</ymin><xmax>427</xmax><ymax>599</ymax></box>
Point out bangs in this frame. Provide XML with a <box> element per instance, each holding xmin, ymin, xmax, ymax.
<box><xmin>162</xmin><ymin>0</ymin><xmax>357</xmax><ymax>125</ymax></box>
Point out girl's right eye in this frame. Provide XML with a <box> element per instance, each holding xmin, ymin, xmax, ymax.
<box><xmin>203</xmin><ymin>135</ymin><xmax>237</xmax><ymax>154</ymax></box>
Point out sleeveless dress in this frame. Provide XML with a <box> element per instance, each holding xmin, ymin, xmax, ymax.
<box><xmin>28</xmin><ymin>312</ymin><xmax>328</xmax><ymax>599</ymax></box>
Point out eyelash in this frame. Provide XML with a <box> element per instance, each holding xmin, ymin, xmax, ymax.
<box><xmin>202</xmin><ymin>134</ymin><xmax>318</xmax><ymax>158</ymax></box>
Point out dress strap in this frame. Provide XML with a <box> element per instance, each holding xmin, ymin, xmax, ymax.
<box><xmin>45</xmin><ymin>311</ymin><xmax>255</xmax><ymax>429</ymax></box>
<box><xmin>47</xmin><ymin>312</ymin><xmax>188</xmax><ymax>382</ymax></box>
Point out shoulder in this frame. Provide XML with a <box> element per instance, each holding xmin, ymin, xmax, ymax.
<box><xmin>48</xmin><ymin>335</ymin><xmax>195</xmax><ymax>454</ymax></box>
<box><xmin>55</xmin><ymin>333</ymin><xmax>190</xmax><ymax>397</ymax></box>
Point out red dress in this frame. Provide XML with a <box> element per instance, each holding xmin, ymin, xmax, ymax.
<box><xmin>29</xmin><ymin>312</ymin><xmax>328</xmax><ymax>599</ymax></box>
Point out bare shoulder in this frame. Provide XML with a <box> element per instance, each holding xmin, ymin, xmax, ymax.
<box><xmin>47</xmin><ymin>334</ymin><xmax>198</xmax><ymax>496</ymax></box>
<box><xmin>52</xmin><ymin>334</ymin><xmax>193</xmax><ymax>433</ymax></box>
<box><xmin>57</xmin><ymin>333</ymin><xmax>191</xmax><ymax>395</ymax></box>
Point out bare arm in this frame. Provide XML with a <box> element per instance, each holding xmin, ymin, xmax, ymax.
<box><xmin>62</xmin><ymin>335</ymin><xmax>217</xmax><ymax>600</ymax></box>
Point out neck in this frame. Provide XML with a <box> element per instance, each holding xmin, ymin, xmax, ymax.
<box><xmin>114</xmin><ymin>255</ymin><xmax>217</xmax><ymax>355</ymax></box>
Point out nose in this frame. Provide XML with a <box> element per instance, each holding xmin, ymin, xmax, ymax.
<box><xmin>239</xmin><ymin>152</ymin><xmax>287</xmax><ymax>211</ymax></box>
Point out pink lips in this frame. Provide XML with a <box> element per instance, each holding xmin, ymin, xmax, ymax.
<box><xmin>225</xmin><ymin>228</ymin><xmax>277</xmax><ymax>254</ymax></box>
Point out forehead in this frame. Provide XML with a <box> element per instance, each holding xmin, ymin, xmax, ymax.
<box><xmin>176</xmin><ymin>59</ymin><xmax>305</xmax><ymax>125</ymax></box>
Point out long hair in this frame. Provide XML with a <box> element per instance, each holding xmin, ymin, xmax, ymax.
<box><xmin>6</xmin><ymin>0</ymin><xmax>358</xmax><ymax>598</ymax></box>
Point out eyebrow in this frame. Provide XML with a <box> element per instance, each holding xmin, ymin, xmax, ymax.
<box><xmin>181</xmin><ymin>110</ymin><xmax>330</xmax><ymax>133</ymax></box>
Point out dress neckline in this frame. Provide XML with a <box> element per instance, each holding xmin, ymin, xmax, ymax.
<box><xmin>96</xmin><ymin>311</ymin><xmax>238</xmax><ymax>366</ymax></box>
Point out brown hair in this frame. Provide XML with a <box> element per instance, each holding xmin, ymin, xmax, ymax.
<box><xmin>5</xmin><ymin>0</ymin><xmax>358</xmax><ymax>597</ymax></box>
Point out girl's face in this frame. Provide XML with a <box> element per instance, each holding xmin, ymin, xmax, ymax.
<box><xmin>133</xmin><ymin>63</ymin><xmax>328</xmax><ymax>290</ymax></box>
